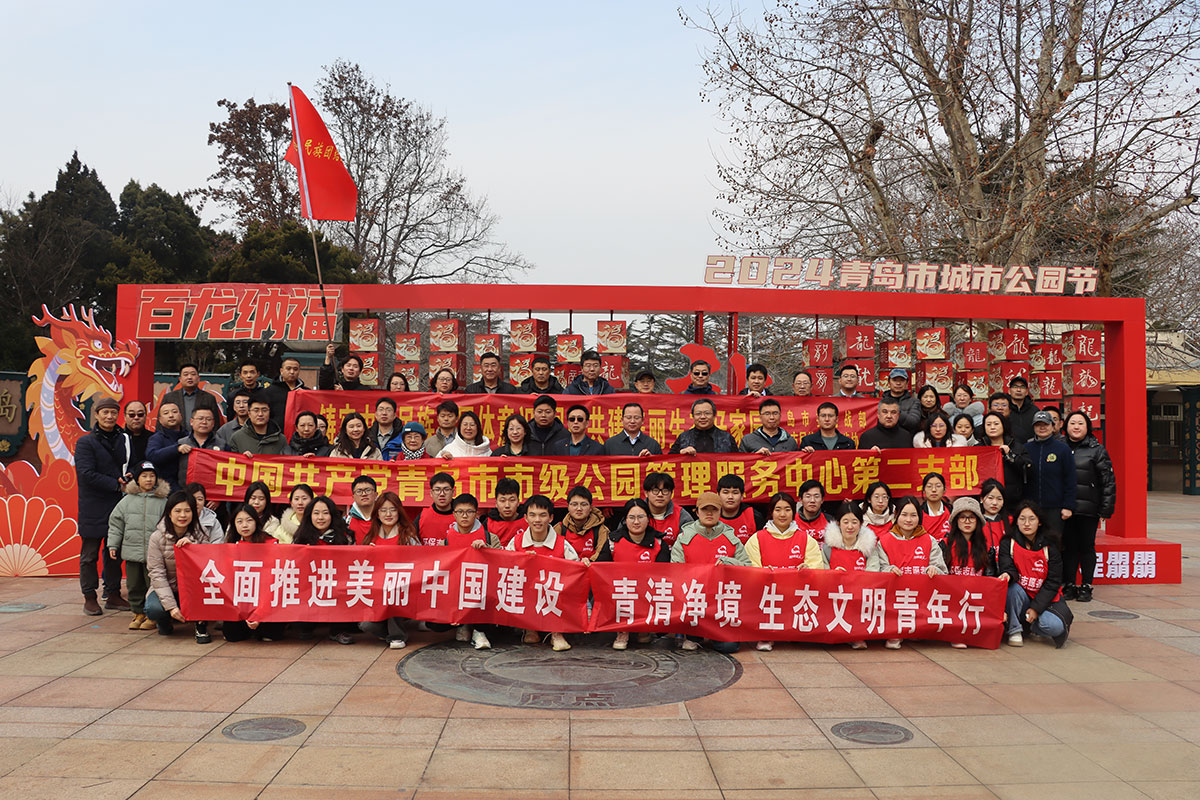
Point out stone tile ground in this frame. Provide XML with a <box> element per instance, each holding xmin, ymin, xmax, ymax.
<box><xmin>1</xmin><ymin>492</ymin><xmax>1198</xmax><ymax>798</ymax></box>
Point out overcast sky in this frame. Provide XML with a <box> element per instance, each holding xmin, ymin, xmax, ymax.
<box><xmin>1</xmin><ymin>1</ymin><xmax>734</xmax><ymax>287</ymax></box>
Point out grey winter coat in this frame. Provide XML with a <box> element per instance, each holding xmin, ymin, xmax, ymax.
<box><xmin>739</xmin><ymin>427</ymin><xmax>799</xmax><ymax>453</ymax></box>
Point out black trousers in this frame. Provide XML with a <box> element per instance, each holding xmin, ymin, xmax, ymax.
<box><xmin>1062</xmin><ymin>514</ymin><xmax>1100</xmax><ymax>585</ymax></box>
<box><xmin>79</xmin><ymin>536</ymin><xmax>122</xmax><ymax>596</ymax></box>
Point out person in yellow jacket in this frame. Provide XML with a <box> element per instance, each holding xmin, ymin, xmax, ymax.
<box><xmin>745</xmin><ymin>491</ymin><xmax>825</xmax><ymax>651</ymax></box>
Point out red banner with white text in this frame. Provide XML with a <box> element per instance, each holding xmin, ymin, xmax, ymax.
<box><xmin>176</xmin><ymin>545</ymin><xmax>1006</xmax><ymax>647</ymax></box>
<box><xmin>284</xmin><ymin>390</ymin><xmax>879</xmax><ymax>445</ymax></box>
<box><xmin>186</xmin><ymin>447</ymin><xmax>1001</xmax><ymax>508</ymax></box>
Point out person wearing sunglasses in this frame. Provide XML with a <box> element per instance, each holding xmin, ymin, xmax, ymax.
<box><xmin>564</xmin><ymin>404</ymin><xmax>604</xmax><ymax>456</ymax></box>
<box><xmin>123</xmin><ymin>401</ymin><xmax>151</xmax><ymax>465</ymax></box>
<box><xmin>682</xmin><ymin>359</ymin><xmax>719</xmax><ymax>394</ymax></box>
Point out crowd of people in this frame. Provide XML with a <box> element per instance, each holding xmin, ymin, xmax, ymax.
<box><xmin>74</xmin><ymin>349</ymin><xmax>1116</xmax><ymax>654</ymax></box>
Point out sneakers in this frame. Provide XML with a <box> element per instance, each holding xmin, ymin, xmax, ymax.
<box><xmin>105</xmin><ymin>595</ymin><xmax>131</xmax><ymax>611</ymax></box>
<box><xmin>1062</xmin><ymin>584</ymin><xmax>1078</xmax><ymax>601</ymax></box>
<box><xmin>550</xmin><ymin>632</ymin><xmax>571</xmax><ymax>651</ymax></box>
<box><xmin>679</xmin><ymin>639</ymin><xmax>700</xmax><ymax>652</ymax></box>
<box><xmin>612</xmin><ymin>632</ymin><xmax>629</xmax><ymax>650</ymax></box>
<box><xmin>83</xmin><ymin>592</ymin><xmax>102</xmax><ymax>616</ymax></box>
<box><xmin>637</xmin><ymin>633</ymin><xmax>653</xmax><ymax>645</ymax></box>
<box><xmin>1053</xmin><ymin>627</ymin><xmax>1070</xmax><ymax>649</ymax></box>
<box><xmin>849</xmin><ymin>640</ymin><xmax>868</xmax><ymax>650</ymax></box>
<box><xmin>331</xmin><ymin>631</ymin><xmax>355</xmax><ymax>645</ymax></box>
<box><xmin>756</xmin><ymin>641</ymin><xmax>773</xmax><ymax>651</ymax></box>
<box><xmin>471</xmin><ymin>629</ymin><xmax>491</xmax><ymax>650</ymax></box>
<box><xmin>522</xmin><ymin>629</ymin><xmax>541</xmax><ymax>644</ymax></box>
<box><xmin>156</xmin><ymin>620</ymin><xmax>174</xmax><ymax>636</ymax></box>
<box><xmin>1077</xmin><ymin>584</ymin><xmax>1093</xmax><ymax>602</ymax></box>
<box><xmin>129</xmin><ymin>614</ymin><xmax>146</xmax><ymax>630</ymax></box>
<box><xmin>195</xmin><ymin>623</ymin><xmax>211</xmax><ymax>645</ymax></box>
<box><xmin>1007</xmin><ymin>632</ymin><xmax>1024</xmax><ymax>647</ymax></box>
<box><xmin>950</xmin><ymin>642</ymin><xmax>968</xmax><ymax>649</ymax></box>
<box><xmin>885</xmin><ymin>639</ymin><xmax>902</xmax><ymax>650</ymax></box>
<box><xmin>138</xmin><ymin>616</ymin><xmax>157</xmax><ymax>630</ymax></box>
<box><xmin>455</xmin><ymin>626</ymin><xmax>470</xmax><ymax>642</ymax></box>
<box><xmin>388</xmin><ymin>638</ymin><xmax>407</xmax><ymax>650</ymax></box>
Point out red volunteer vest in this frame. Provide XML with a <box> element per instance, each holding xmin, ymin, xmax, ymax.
<box><xmin>865</xmin><ymin>519</ymin><xmax>893</xmax><ymax>539</ymax></box>
<box><xmin>444</xmin><ymin>525</ymin><xmax>486</xmax><ymax>549</ymax></box>
<box><xmin>648</xmin><ymin>505</ymin><xmax>685</xmax><ymax>545</ymax></box>
<box><xmin>681</xmin><ymin>532</ymin><xmax>735</xmax><ymax>564</ymax></box>
<box><xmin>560</xmin><ymin>524</ymin><xmax>600</xmax><ymax>560</ymax></box>
<box><xmin>418</xmin><ymin>507</ymin><xmax>454</xmax><ymax>547</ymax></box>
<box><xmin>485</xmin><ymin>517</ymin><xmax>527</xmax><ymax>547</ymax></box>
<box><xmin>921</xmin><ymin>504</ymin><xmax>951</xmax><ymax>541</ymax></box>
<box><xmin>754</xmin><ymin>530</ymin><xmax>808</xmax><ymax>568</ymax></box>
<box><xmin>982</xmin><ymin>519</ymin><xmax>1006</xmax><ymax>550</ymax></box>
<box><xmin>611</xmin><ymin>536</ymin><xmax>656</xmax><ymax>562</ymax></box>
<box><xmin>515</xmin><ymin>532</ymin><xmax>568</xmax><ymax>559</ymax></box>
<box><xmin>1010</xmin><ymin>540</ymin><xmax>1062</xmax><ymax>601</ymax></box>
<box><xmin>795</xmin><ymin>512</ymin><xmax>829</xmax><ymax>543</ymax></box>
<box><xmin>722</xmin><ymin>507</ymin><xmax>758</xmax><ymax>544</ymax></box>
<box><xmin>828</xmin><ymin>547</ymin><xmax>867</xmax><ymax>572</ymax></box>
<box><xmin>880</xmin><ymin>532</ymin><xmax>933</xmax><ymax>575</ymax></box>
<box><xmin>347</xmin><ymin>515</ymin><xmax>369</xmax><ymax>544</ymax></box>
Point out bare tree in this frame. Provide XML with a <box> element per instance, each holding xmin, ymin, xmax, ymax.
<box><xmin>687</xmin><ymin>0</ymin><xmax>1200</xmax><ymax>292</ymax></box>
<box><xmin>316</xmin><ymin>60</ymin><xmax>528</xmax><ymax>284</ymax></box>
<box><xmin>191</xmin><ymin>98</ymin><xmax>299</xmax><ymax>229</ymax></box>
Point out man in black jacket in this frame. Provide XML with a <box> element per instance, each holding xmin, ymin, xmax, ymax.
<box><xmin>858</xmin><ymin>396</ymin><xmax>914</xmax><ymax>450</ymax></box>
<box><xmin>564</xmin><ymin>352</ymin><xmax>616</xmax><ymax>395</ymax></box>
<box><xmin>564</xmin><ymin>404</ymin><xmax>605</xmax><ymax>456</ymax></box>
<box><xmin>799</xmin><ymin>402</ymin><xmax>856</xmax><ymax>451</ymax></box>
<box><xmin>161</xmin><ymin>364</ymin><xmax>223</xmax><ymax>432</ymax></box>
<box><xmin>225</xmin><ymin>360</ymin><xmax>271</xmax><ymax>405</ymax></box>
<box><xmin>1008</xmin><ymin>377</ymin><xmax>1037</xmax><ymax>442</ymax></box>
<box><xmin>318</xmin><ymin>344</ymin><xmax>367</xmax><ymax>390</ymax></box>
<box><xmin>519</xmin><ymin>355</ymin><xmax>564</xmax><ymax>394</ymax></box>
<box><xmin>262</xmin><ymin>356</ymin><xmax>306</xmax><ymax>429</ymax></box>
<box><xmin>882</xmin><ymin>368</ymin><xmax>921</xmax><ymax>432</ymax></box>
<box><xmin>75</xmin><ymin>397</ymin><xmax>133</xmax><ymax>615</ymax></box>
<box><xmin>123</xmin><ymin>401</ymin><xmax>151</xmax><ymax>465</ymax></box>
<box><xmin>669</xmin><ymin>398</ymin><xmax>737</xmax><ymax>454</ymax></box>
<box><xmin>682</xmin><ymin>360</ymin><xmax>718</xmax><ymax>394</ymax></box>
<box><xmin>528</xmin><ymin>395</ymin><xmax>570</xmax><ymax>456</ymax></box>
<box><xmin>465</xmin><ymin>352</ymin><xmax>520</xmax><ymax>394</ymax></box>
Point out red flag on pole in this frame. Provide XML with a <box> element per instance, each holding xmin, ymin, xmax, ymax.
<box><xmin>284</xmin><ymin>84</ymin><xmax>357</xmax><ymax>221</ymax></box>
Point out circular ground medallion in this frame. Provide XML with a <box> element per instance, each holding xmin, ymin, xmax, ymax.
<box><xmin>1088</xmin><ymin>610</ymin><xmax>1140</xmax><ymax>620</ymax></box>
<box><xmin>396</xmin><ymin>640</ymin><xmax>742</xmax><ymax>709</ymax></box>
<box><xmin>830</xmin><ymin>720</ymin><xmax>914</xmax><ymax>745</ymax></box>
<box><xmin>0</xmin><ymin>603</ymin><xmax>46</xmax><ymax>613</ymax></box>
<box><xmin>222</xmin><ymin>717</ymin><xmax>306</xmax><ymax>742</ymax></box>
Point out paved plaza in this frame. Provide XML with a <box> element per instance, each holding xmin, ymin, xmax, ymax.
<box><xmin>0</xmin><ymin>493</ymin><xmax>1198</xmax><ymax>799</ymax></box>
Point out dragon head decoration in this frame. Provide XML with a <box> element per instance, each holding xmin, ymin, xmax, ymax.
<box><xmin>25</xmin><ymin>305</ymin><xmax>140</xmax><ymax>466</ymax></box>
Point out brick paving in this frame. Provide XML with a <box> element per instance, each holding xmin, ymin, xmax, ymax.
<box><xmin>1</xmin><ymin>492</ymin><xmax>1199</xmax><ymax>798</ymax></box>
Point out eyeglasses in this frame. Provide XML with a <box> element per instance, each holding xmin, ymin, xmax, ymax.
<box><xmin>567</xmin><ymin>416</ymin><xmax>587</xmax><ymax>423</ymax></box>
<box><xmin>431</xmin><ymin>486</ymin><xmax>453</xmax><ymax>494</ymax></box>
<box><xmin>125</xmin><ymin>411</ymin><xmax>146</xmax><ymax>418</ymax></box>
<box><xmin>352</xmin><ymin>488</ymin><xmax>376</xmax><ymax>497</ymax></box>
<box><xmin>647</xmin><ymin>487</ymin><xmax>671</xmax><ymax>494</ymax></box>
<box><xmin>692</xmin><ymin>371</ymin><xmax>709</xmax><ymax>377</ymax></box>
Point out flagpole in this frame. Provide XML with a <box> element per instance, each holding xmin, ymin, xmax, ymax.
<box><xmin>287</xmin><ymin>82</ymin><xmax>334</xmax><ymax>347</ymax></box>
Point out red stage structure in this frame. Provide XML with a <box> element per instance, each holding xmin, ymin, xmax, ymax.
<box><xmin>115</xmin><ymin>282</ymin><xmax>1177</xmax><ymax>583</ymax></box>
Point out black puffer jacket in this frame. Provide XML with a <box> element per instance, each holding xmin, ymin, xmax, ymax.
<box><xmin>1068</xmin><ymin>433</ymin><xmax>1116</xmax><ymax>519</ymax></box>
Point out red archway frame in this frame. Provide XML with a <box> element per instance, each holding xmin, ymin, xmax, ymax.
<box><xmin>116</xmin><ymin>283</ymin><xmax>1147</xmax><ymax>542</ymax></box>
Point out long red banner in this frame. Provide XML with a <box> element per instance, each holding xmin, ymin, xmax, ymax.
<box><xmin>283</xmin><ymin>390</ymin><xmax>879</xmax><ymax>445</ymax></box>
<box><xmin>186</xmin><ymin>447</ymin><xmax>1001</xmax><ymax>508</ymax></box>
<box><xmin>176</xmin><ymin>544</ymin><xmax>1006</xmax><ymax>647</ymax></box>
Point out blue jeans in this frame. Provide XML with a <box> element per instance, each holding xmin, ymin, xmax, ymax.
<box><xmin>1006</xmin><ymin>583</ymin><xmax>1065</xmax><ymax>637</ymax></box>
<box><xmin>143</xmin><ymin>590</ymin><xmax>174</xmax><ymax>634</ymax></box>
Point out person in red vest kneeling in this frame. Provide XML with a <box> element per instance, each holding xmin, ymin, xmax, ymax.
<box><xmin>878</xmin><ymin>496</ymin><xmax>947</xmax><ymax>649</ymax></box>
<box><xmin>507</xmin><ymin>494</ymin><xmax>579</xmax><ymax>652</ymax></box>
<box><xmin>745</xmin><ymin>491</ymin><xmax>824</xmax><ymax>651</ymax></box>
<box><xmin>670</xmin><ymin>491</ymin><xmax>750</xmax><ymax>654</ymax></box>
<box><xmin>822</xmin><ymin>501</ymin><xmax>882</xmax><ymax>650</ymax></box>
<box><xmin>998</xmin><ymin>501</ymin><xmax>1072</xmax><ymax>649</ymax></box>
<box><xmin>596</xmin><ymin>499</ymin><xmax>670</xmax><ymax>650</ymax></box>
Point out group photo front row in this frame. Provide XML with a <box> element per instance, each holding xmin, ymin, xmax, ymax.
<box><xmin>76</xmin><ymin>358</ymin><xmax>1116</xmax><ymax>655</ymax></box>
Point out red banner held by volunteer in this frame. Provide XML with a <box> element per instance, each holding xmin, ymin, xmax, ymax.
<box><xmin>284</xmin><ymin>85</ymin><xmax>357</xmax><ymax>221</ymax></box>
<box><xmin>186</xmin><ymin>447</ymin><xmax>1002</xmax><ymax>508</ymax></box>
<box><xmin>284</xmin><ymin>390</ymin><xmax>879</xmax><ymax>445</ymax></box>
<box><xmin>175</xmin><ymin>544</ymin><xmax>1007</xmax><ymax>647</ymax></box>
